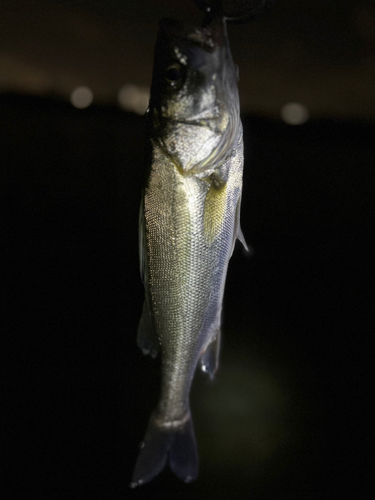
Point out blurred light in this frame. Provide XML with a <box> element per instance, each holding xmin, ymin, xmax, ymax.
<box><xmin>118</xmin><ymin>84</ymin><xmax>149</xmax><ymax>115</ymax></box>
<box><xmin>70</xmin><ymin>86</ymin><xmax>93</xmax><ymax>109</ymax></box>
<box><xmin>280</xmin><ymin>102</ymin><xmax>309</xmax><ymax>125</ymax></box>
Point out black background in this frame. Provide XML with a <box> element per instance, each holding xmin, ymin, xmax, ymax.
<box><xmin>1</xmin><ymin>93</ymin><xmax>372</xmax><ymax>499</ymax></box>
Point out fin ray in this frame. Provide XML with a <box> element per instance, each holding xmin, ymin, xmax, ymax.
<box><xmin>200</xmin><ymin>329</ymin><xmax>220</xmax><ymax>379</ymax></box>
<box><xmin>169</xmin><ymin>417</ymin><xmax>198</xmax><ymax>482</ymax></box>
<box><xmin>131</xmin><ymin>412</ymin><xmax>170</xmax><ymax>487</ymax></box>
<box><xmin>132</xmin><ymin>411</ymin><xmax>198</xmax><ymax>487</ymax></box>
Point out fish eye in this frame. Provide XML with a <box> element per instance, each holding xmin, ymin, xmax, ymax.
<box><xmin>165</xmin><ymin>63</ymin><xmax>183</xmax><ymax>86</ymax></box>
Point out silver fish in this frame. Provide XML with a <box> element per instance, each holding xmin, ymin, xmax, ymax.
<box><xmin>132</xmin><ymin>16</ymin><xmax>247</xmax><ymax>487</ymax></box>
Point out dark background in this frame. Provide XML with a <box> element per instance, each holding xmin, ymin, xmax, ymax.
<box><xmin>1</xmin><ymin>0</ymin><xmax>375</xmax><ymax>117</ymax></box>
<box><xmin>1</xmin><ymin>1</ymin><xmax>373</xmax><ymax>499</ymax></box>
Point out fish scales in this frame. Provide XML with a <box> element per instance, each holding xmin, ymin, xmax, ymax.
<box><xmin>132</xmin><ymin>16</ymin><xmax>247</xmax><ymax>487</ymax></box>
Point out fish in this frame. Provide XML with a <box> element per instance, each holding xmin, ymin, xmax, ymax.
<box><xmin>131</xmin><ymin>15</ymin><xmax>248</xmax><ymax>487</ymax></box>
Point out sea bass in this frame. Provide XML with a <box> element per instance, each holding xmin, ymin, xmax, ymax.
<box><xmin>132</xmin><ymin>16</ymin><xmax>247</xmax><ymax>487</ymax></box>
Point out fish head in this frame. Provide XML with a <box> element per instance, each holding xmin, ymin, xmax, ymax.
<box><xmin>148</xmin><ymin>17</ymin><xmax>240</xmax><ymax>173</ymax></box>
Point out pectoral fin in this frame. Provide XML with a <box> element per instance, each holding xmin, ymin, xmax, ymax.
<box><xmin>203</xmin><ymin>171</ymin><xmax>228</xmax><ymax>245</ymax></box>
<box><xmin>200</xmin><ymin>329</ymin><xmax>220</xmax><ymax>380</ymax></box>
<box><xmin>137</xmin><ymin>299</ymin><xmax>159</xmax><ymax>358</ymax></box>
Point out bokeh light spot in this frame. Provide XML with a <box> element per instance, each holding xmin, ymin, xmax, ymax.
<box><xmin>280</xmin><ymin>102</ymin><xmax>309</xmax><ymax>125</ymax></box>
<box><xmin>118</xmin><ymin>84</ymin><xmax>149</xmax><ymax>115</ymax></box>
<box><xmin>70</xmin><ymin>86</ymin><xmax>93</xmax><ymax>109</ymax></box>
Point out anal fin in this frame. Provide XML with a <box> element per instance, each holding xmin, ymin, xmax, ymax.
<box><xmin>200</xmin><ymin>329</ymin><xmax>220</xmax><ymax>380</ymax></box>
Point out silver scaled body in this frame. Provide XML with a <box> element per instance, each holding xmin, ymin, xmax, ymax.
<box><xmin>132</xmin><ymin>17</ymin><xmax>247</xmax><ymax>486</ymax></box>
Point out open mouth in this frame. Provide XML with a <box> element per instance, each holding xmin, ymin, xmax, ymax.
<box><xmin>172</xmin><ymin>118</ymin><xmax>218</xmax><ymax>127</ymax></box>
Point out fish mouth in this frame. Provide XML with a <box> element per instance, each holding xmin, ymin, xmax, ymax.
<box><xmin>159</xmin><ymin>107</ymin><xmax>227</xmax><ymax>133</ymax></box>
<box><xmin>170</xmin><ymin>118</ymin><xmax>220</xmax><ymax>129</ymax></box>
<box><xmin>157</xmin><ymin>109</ymin><xmax>226</xmax><ymax>134</ymax></box>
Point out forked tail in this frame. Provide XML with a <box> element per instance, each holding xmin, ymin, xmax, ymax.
<box><xmin>131</xmin><ymin>411</ymin><xmax>198</xmax><ymax>487</ymax></box>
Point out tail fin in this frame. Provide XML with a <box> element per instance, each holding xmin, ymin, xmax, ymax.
<box><xmin>131</xmin><ymin>411</ymin><xmax>198</xmax><ymax>487</ymax></box>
